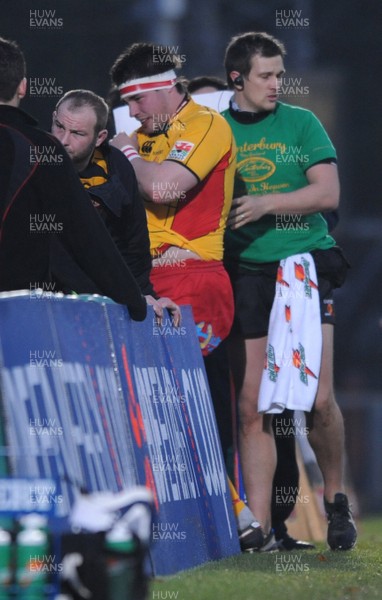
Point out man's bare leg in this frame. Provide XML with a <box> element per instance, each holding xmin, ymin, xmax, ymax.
<box><xmin>229</xmin><ymin>335</ymin><xmax>276</xmax><ymax>535</ymax></box>
<box><xmin>307</xmin><ymin>323</ymin><xmax>357</xmax><ymax>550</ymax></box>
<box><xmin>307</xmin><ymin>324</ymin><xmax>345</xmax><ymax>501</ymax></box>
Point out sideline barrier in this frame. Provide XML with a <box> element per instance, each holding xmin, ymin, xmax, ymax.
<box><xmin>0</xmin><ymin>294</ymin><xmax>240</xmax><ymax>576</ymax></box>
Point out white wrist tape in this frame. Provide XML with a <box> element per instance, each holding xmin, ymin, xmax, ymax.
<box><xmin>121</xmin><ymin>144</ymin><xmax>140</xmax><ymax>162</ymax></box>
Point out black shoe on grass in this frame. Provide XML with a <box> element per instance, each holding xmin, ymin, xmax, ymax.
<box><xmin>239</xmin><ymin>522</ymin><xmax>264</xmax><ymax>552</ymax></box>
<box><xmin>324</xmin><ymin>493</ymin><xmax>357</xmax><ymax>550</ymax></box>
<box><xmin>276</xmin><ymin>533</ymin><xmax>315</xmax><ymax>551</ymax></box>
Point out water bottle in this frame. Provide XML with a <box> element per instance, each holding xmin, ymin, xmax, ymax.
<box><xmin>105</xmin><ymin>522</ymin><xmax>137</xmax><ymax>600</ymax></box>
<box><xmin>18</xmin><ymin>514</ymin><xmax>48</xmax><ymax>535</ymax></box>
<box><xmin>15</xmin><ymin>515</ymin><xmax>49</xmax><ymax>600</ymax></box>
<box><xmin>0</xmin><ymin>529</ymin><xmax>12</xmax><ymax>600</ymax></box>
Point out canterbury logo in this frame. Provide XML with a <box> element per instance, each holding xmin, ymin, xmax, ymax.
<box><xmin>141</xmin><ymin>141</ymin><xmax>155</xmax><ymax>153</ymax></box>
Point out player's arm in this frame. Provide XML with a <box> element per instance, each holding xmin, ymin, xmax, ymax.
<box><xmin>228</xmin><ymin>162</ymin><xmax>339</xmax><ymax>229</ymax></box>
<box><xmin>110</xmin><ymin>148</ymin><xmax>156</xmax><ymax>294</ymax></box>
<box><xmin>110</xmin><ymin>132</ymin><xmax>197</xmax><ymax>203</ymax></box>
<box><xmin>131</xmin><ymin>157</ymin><xmax>197</xmax><ymax>203</ymax></box>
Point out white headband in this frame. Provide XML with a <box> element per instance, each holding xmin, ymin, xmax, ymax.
<box><xmin>118</xmin><ymin>70</ymin><xmax>177</xmax><ymax>99</ymax></box>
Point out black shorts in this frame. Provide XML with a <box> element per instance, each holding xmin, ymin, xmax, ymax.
<box><xmin>227</xmin><ymin>247</ymin><xmax>349</xmax><ymax>339</ymax></box>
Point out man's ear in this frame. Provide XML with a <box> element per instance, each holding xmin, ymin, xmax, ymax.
<box><xmin>95</xmin><ymin>129</ymin><xmax>109</xmax><ymax>147</ymax></box>
<box><xmin>229</xmin><ymin>71</ymin><xmax>244</xmax><ymax>90</ymax></box>
<box><xmin>17</xmin><ymin>77</ymin><xmax>27</xmax><ymax>99</ymax></box>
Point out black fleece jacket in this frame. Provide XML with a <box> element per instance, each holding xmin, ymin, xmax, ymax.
<box><xmin>0</xmin><ymin>105</ymin><xmax>146</xmax><ymax>320</ymax></box>
<box><xmin>50</xmin><ymin>144</ymin><xmax>156</xmax><ymax>298</ymax></box>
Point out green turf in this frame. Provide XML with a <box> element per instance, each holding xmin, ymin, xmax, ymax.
<box><xmin>149</xmin><ymin>516</ymin><xmax>382</xmax><ymax>600</ymax></box>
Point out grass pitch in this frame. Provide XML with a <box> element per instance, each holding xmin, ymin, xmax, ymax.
<box><xmin>149</xmin><ymin>516</ymin><xmax>382</xmax><ymax>600</ymax></box>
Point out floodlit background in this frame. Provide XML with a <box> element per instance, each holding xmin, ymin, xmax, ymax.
<box><xmin>2</xmin><ymin>0</ymin><xmax>381</xmax><ymax>512</ymax></box>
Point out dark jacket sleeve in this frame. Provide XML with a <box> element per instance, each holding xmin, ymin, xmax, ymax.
<box><xmin>39</xmin><ymin>135</ymin><xmax>147</xmax><ymax>320</ymax></box>
<box><xmin>108</xmin><ymin>147</ymin><xmax>156</xmax><ymax>297</ymax></box>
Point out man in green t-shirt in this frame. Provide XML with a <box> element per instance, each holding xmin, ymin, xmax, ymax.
<box><xmin>222</xmin><ymin>31</ymin><xmax>356</xmax><ymax>551</ymax></box>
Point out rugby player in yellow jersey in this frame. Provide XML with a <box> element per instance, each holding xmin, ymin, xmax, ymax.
<box><xmin>109</xmin><ymin>42</ymin><xmax>236</xmax><ymax>356</ymax></box>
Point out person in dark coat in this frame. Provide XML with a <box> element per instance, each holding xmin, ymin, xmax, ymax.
<box><xmin>0</xmin><ymin>36</ymin><xmax>147</xmax><ymax>320</ymax></box>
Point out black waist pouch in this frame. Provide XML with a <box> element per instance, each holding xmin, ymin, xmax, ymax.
<box><xmin>311</xmin><ymin>246</ymin><xmax>350</xmax><ymax>289</ymax></box>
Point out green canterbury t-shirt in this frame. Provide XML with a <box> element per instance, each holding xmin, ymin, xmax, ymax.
<box><xmin>222</xmin><ymin>101</ymin><xmax>337</xmax><ymax>267</ymax></box>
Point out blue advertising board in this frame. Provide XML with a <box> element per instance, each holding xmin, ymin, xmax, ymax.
<box><xmin>0</xmin><ymin>294</ymin><xmax>240</xmax><ymax>575</ymax></box>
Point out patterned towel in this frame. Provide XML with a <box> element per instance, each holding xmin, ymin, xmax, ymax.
<box><xmin>258</xmin><ymin>253</ymin><xmax>322</xmax><ymax>414</ymax></box>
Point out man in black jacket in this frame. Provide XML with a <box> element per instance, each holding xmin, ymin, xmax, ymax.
<box><xmin>0</xmin><ymin>36</ymin><xmax>146</xmax><ymax>321</ymax></box>
<box><xmin>50</xmin><ymin>89</ymin><xmax>180</xmax><ymax>324</ymax></box>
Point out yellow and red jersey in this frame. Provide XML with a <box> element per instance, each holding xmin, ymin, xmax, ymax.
<box><xmin>137</xmin><ymin>97</ymin><xmax>236</xmax><ymax>260</ymax></box>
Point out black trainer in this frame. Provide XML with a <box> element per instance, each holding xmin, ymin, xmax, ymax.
<box><xmin>276</xmin><ymin>533</ymin><xmax>315</xmax><ymax>551</ymax></box>
<box><xmin>324</xmin><ymin>493</ymin><xmax>357</xmax><ymax>550</ymax></box>
<box><xmin>239</xmin><ymin>522</ymin><xmax>264</xmax><ymax>552</ymax></box>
